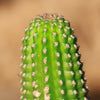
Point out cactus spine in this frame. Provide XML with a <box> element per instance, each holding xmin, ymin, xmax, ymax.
<box><xmin>20</xmin><ymin>13</ymin><xmax>88</xmax><ymax>100</ymax></box>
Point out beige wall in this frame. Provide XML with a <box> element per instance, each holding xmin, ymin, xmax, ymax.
<box><xmin>0</xmin><ymin>0</ymin><xmax>100</xmax><ymax>100</ymax></box>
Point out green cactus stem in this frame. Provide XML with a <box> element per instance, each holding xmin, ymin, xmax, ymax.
<box><xmin>20</xmin><ymin>13</ymin><xmax>89</xmax><ymax>100</ymax></box>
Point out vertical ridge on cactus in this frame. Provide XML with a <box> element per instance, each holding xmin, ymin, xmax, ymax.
<box><xmin>20</xmin><ymin>13</ymin><xmax>89</xmax><ymax>100</ymax></box>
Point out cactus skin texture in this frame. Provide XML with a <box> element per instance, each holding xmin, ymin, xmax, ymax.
<box><xmin>20</xmin><ymin>13</ymin><xmax>89</xmax><ymax>100</ymax></box>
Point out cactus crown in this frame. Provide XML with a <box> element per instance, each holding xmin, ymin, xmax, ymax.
<box><xmin>20</xmin><ymin>13</ymin><xmax>89</xmax><ymax>100</ymax></box>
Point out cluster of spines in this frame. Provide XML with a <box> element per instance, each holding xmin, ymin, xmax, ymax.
<box><xmin>20</xmin><ymin>13</ymin><xmax>89</xmax><ymax>100</ymax></box>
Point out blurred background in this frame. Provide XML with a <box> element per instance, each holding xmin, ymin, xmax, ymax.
<box><xmin>0</xmin><ymin>0</ymin><xmax>100</xmax><ymax>100</ymax></box>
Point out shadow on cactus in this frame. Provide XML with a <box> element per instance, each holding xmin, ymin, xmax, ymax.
<box><xmin>20</xmin><ymin>13</ymin><xmax>89</xmax><ymax>100</ymax></box>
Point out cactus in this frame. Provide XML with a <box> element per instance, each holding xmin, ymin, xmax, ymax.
<box><xmin>20</xmin><ymin>13</ymin><xmax>89</xmax><ymax>100</ymax></box>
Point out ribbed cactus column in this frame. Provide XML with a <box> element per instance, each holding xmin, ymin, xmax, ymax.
<box><xmin>20</xmin><ymin>13</ymin><xmax>89</xmax><ymax>100</ymax></box>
